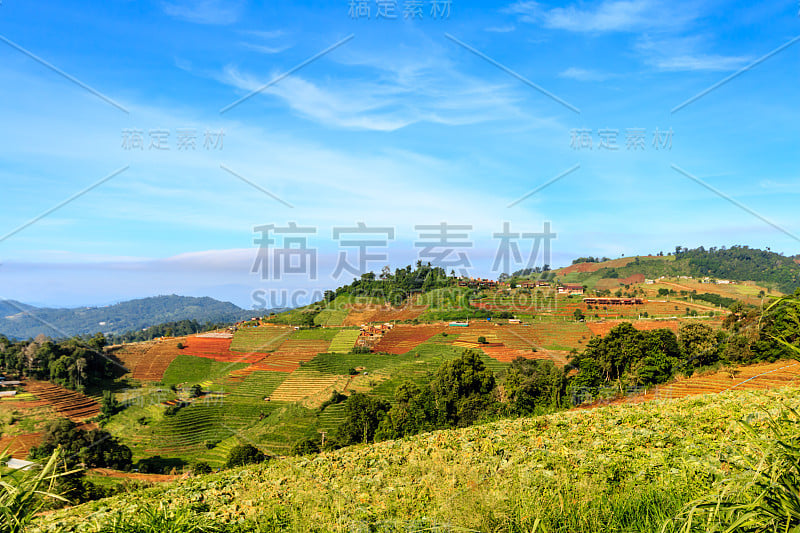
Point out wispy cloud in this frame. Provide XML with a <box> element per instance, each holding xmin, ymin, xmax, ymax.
<box><xmin>239</xmin><ymin>42</ymin><xmax>292</xmax><ymax>55</ymax></box>
<box><xmin>637</xmin><ymin>35</ymin><xmax>752</xmax><ymax>72</ymax></box>
<box><xmin>485</xmin><ymin>25</ymin><xmax>517</xmax><ymax>33</ymax></box>
<box><xmin>218</xmin><ymin>47</ymin><xmax>529</xmax><ymax>131</ymax></box>
<box><xmin>162</xmin><ymin>0</ymin><xmax>244</xmax><ymax>25</ymax></box>
<box><xmin>504</xmin><ymin>0</ymin><xmax>699</xmax><ymax>33</ymax></box>
<box><xmin>238</xmin><ymin>29</ymin><xmax>291</xmax><ymax>55</ymax></box>
<box><xmin>558</xmin><ymin>67</ymin><xmax>612</xmax><ymax>81</ymax></box>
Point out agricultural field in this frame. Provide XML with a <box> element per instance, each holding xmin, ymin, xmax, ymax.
<box><xmin>647</xmin><ymin>278</ymin><xmax>772</xmax><ymax>306</ymax></box>
<box><xmin>327</xmin><ymin>329</ymin><xmax>361</xmax><ymax>353</ymax></box>
<box><xmin>229</xmin><ymin>326</ymin><xmax>293</xmax><ymax>353</ymax></box>
<box><xmin>313</xmin><ymin>308</ymin><xmax>349</xmax><ymax>326</ymax></box>
<box><xmin>373</xmin><ymin>324</ymin><xmax>448</xmax><ymax>354</ymax></box>
<box><xmin>23</xmin><ymin>381</ymin><xmax>101</xmax><ymax>422</ymax></box>
<box><xmin>39</xmin><ymin>384</ymin><xmax>800</xmax><ymax>532</ymax></box>
<box><xmin>161</xmin><ymin>354</ymin><xmax>248</xmax><ymax>386</ymax></box>
<box><xmin>342</xmin><ymin>301</ymin><xmax>429</xmax><ymax>326</ymax></box>
<box><xmin>114</xmin><ymin>338</ymin><xmax>186</xmax><ymax>382</ymax></box>
<box><xmin>288</xmin><ymin>328</ymin><xmax>339</xmax><ymax>341</ymax></box>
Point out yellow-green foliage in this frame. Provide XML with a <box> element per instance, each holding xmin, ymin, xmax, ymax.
<box><xmin>34</xmin><ymin>387</ymin><xmax>800</xmax><ymax>532</ymax></box>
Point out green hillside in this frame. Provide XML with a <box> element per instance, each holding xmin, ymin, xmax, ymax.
<box><xmin>36</xmin><ymin>386</ymin><xmax>800</xmax><ymax>532</ymax></box>
<box><xmin>556</xmin><ymin>246</ymin><xmax>800</xmax><ymax>294</ymax></box>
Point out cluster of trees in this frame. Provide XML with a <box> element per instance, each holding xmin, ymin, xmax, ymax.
<box><xmin>572</xmin><ymin>257</ymin><xmax>611</xmax><ymax>264</ymax></box>
<box><xmin>326</xmin><ymin>262</ymin><xmax>456</xmax><ymax>303</ymax></box>
<box><xmin>692</xmin><ymin>292</ymin><xmax>738</xmax><ymax>308</ymax></box>
<box><xmin>0</xmin><ymin>333</ymin><xmax>119</xmax><ymax>391</ymax></box>
<box><xmin>316</xmin><ymin>350</ymin><xmax>571</xmax><ymax>449</ymax></box>
<box><xmin>570</xmin><ymin>292</ymin><xmax>800</xmax><ymax>396</ymax></box>
<box><xmin>28</xmin><ymin>418</ymin><xmax>133</xmax><ymax>504</ymax></box>
<box><xmin>330</xmin><ymin>350</ymin><xmax>498</xmax><ymax>446</ymax></box>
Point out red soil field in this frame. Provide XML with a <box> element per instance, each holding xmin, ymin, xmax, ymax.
<box><xmin>0</xmin><ymin>432</ymin><xmax>42</xmax><ymax>458</ymax></box>
<box><xmin>342</xmin><ymin>303</ymin><xmax>429</xmax><ymax>326</ymax></box>
<box><xmin>131</xmin><ymin>339</ymin><xmax>186</xmax><ymax>381</ymax></box>
<box><xmin>181</xmin><ymin>336</ymin><xmax>268</xmax><ymax>364</ymax></box>
<box><xmin>480</xmin><ymin>344</ymin><xmax>569</xmax><ymax>365</ymax></box>
<box><xmin>24</xmin><ymin>381</ymin><xmax>101</xmax><ymax>422</ymax></box>
<box><xmin>594</xmin><ymin>273</ymin><xmax>646</xmax><ymax>290</ymax></box>
<box><xmin>577</xmin><ymin>360</ymin><xmax>800</xmax><ymax>409</ymax></box>
<box><xmin>558</xmin><ymin>256</ymin><xmax>642</xmax><ymax>275</ymax></box>
<box><xmin>587</xmin><ymin>319</ymin><xmax>680</xmax><ymax>337</ymax></box>
<box><xmin>374</xmin><ymin>325</ymin><xmax>448</xmax><ymax>354</ymax></box>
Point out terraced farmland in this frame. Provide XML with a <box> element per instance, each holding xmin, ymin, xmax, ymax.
<box><xmin>373</xmin><ymin>325</ymin><xmax>447</xmax><ymax>354</ymax></box>
<box><xmin>117</xmin><ymin>338</ymin><xmax>185</xmax><ymax>381</ymax></box>
<box><xmin>226</xmin><ymin>371</ymin><xmax>288</xmax><ymax>400</ymax></box>
<box><xmin>653</xmin><ymin>361</ymin><xmax>800</xmax><ymax>400</ymax></box>
<box><xmin>328</xmin><ymin>329</ymin><xmax>360</xmax><ymax>353</ymax></box>
<box><xmin>269</xmin><ymin>370</ymin><xmax>350</xmax><ymax>405</ymax></box>
<box><xmin>587</xmin><ymin>319</ymin><xmax>681</xmax><ymax>337</ymax></box>
<box><xmin>230</xmin><ymin>326</ymin><xmax>294</xmax><ymax>353</ymax></box>
<box><xmin>342</xmin><ymin>303</ymin><xmax>429</xmax><ymax>326</ymax></box>
<box><xmin>0</xmin><ymin>432</ymin><xmax>42</xmax><ymax>459</ymax></box>
<box><xmin>24</xmin><ymin>381</ymin><xmax>101</xmax><ymax>422</ymax></box>
<box><xmin>230</xmin><ymin>339</ymin><xmax>329</xmax><ymax>376</ymax></box>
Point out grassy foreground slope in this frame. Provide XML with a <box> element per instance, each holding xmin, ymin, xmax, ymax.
<box><xmin>36</xmin><ymin>386</ymin><xmax>800</xmax><ymax>532</ymax></box>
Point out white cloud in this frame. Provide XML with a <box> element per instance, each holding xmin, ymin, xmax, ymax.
<box><xmin>650</xmin><ymin>54</ymin><xmax>751</xmax><ymax>72</ymax></box>
<box><xmin>239</xmin><ymin>42</ymin><xmax>292</xmax><ymax>55</ymax></box>
<box><xmin>504</xmin><ymin>0</ymin><xmax>699</xmax><ymax>33</ymax></box>
<box><xmin>637</xmin><ymin>35</ymin><xmax>752</xmax><ymax>72</ymax></box>
<box><xmin>217</xmin><ymin>41</ymin><xmax>535</xmax><ymax>132</ymax></box>
<box><xmin>558</xmin><ymin>67</ymin><xmax>612</xmax><ymax>81</ymax></box>
<box><xmin>485</xmin><ymin>25</ymin><xmax>517</xmax><ymax>33</ymax></box>
<box><xmin>162</xmin><ymin>0</ymin><xmax>244</xmax><ymax>25</ymax></box>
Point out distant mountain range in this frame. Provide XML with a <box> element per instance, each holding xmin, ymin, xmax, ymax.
<box><xmin>0</xmin><ymin>295</ymin><xmax>259</xmax><ymax>340</ymax></box>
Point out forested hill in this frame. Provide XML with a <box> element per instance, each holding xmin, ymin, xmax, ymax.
<box><xmin>0</xmin><ymin>295</ymin><xmax>255</xmax><ymax>340</ymax></box>
<box><xmin>572</xmin><ymin>246</ymin><xmax>800</xmax><ymax>294</ymax></box>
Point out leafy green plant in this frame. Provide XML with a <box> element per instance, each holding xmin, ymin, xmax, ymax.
<box><xmin>95</xmin><ymin>503</ymin><xmax>222</xmax><ymax>533</ymax></box>
<box><xmin>0</xmin><ymin>449</ymin><xmax>72</xmax><ymax>533</ymax></box>
<box><xmin>672</xmin><ymin>407</ymin><xmax>800</xmax><ymax>532</ymax></box>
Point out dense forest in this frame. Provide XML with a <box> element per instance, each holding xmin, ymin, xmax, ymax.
<box><xmin>0</xmin><ymin>333</ymin><xmax>119</xmax><ymax>391</ymax></box>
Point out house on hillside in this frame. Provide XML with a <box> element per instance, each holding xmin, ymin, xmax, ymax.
<box><xmin>583</xmin><ymin>297</ymin><xmax>644</xmax><ymax>305</ymax></box>
<box><xmin>558</xmin><ymin>284</ymin><xmax>584</xmax><ymax>296</ymax></box>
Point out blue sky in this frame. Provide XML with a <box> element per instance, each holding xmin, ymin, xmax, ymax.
<box><xmin>0</xmin><ymin>0</ymin><xmax>798</xmax><ymax>309</ymax></box>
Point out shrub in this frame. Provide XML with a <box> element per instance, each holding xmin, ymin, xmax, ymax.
<box><xmin>291</xmin><ymin>437</ymin><xmax>321</xmax><ymax>456</ymax></box>
<box><xmin>347</xmin><ymin>367</ymin><xmax>359</xmax><ymax>376</ymax></box>
<box><xmin>477</xmin><ymin>336</ymin><xmax>487</xmax><ymax>344</ymax></box>
<box><xmin>225</xmin><ymin>444</ymin><xmax>266</xmax><ymax>468</ymax></box>
<box><xmin>191</xmin><ymin>462</ymin><xmax>212</xmax><ymax>475</ymax></box>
